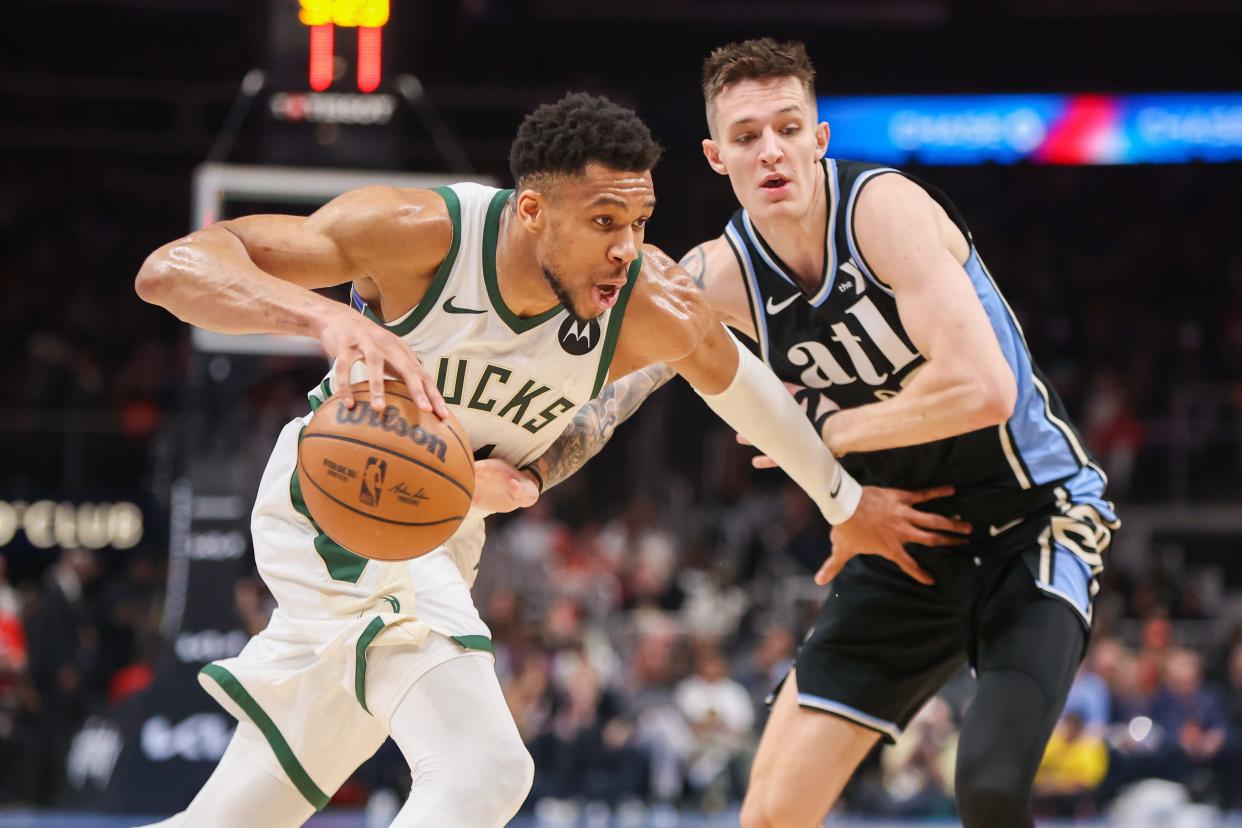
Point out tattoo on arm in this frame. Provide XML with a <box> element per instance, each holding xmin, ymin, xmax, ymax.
<box><xmin>680</xmin><ymin>244</ymin><xmax>708</xmax><ymax>289</ymax></box>
<box><xmin>525</xmin><ymin>363</ymin><xmax>676</xmax><ymax>491</ymax></box>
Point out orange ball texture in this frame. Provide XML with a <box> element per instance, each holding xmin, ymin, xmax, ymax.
<box><xmin>297</xmin><ymin>380</ymin><xmax>474</xmax><ymax>561</ymax></box>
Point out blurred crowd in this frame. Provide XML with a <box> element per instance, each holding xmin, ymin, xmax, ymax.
<box><xmin>3</xmin><ymin>472</ymin><xmax>1241</xmax><ymax>821</ymax></box>
<box><xmin>0</xmin><ymin>546</ymin><xmax>162</xmax><ymax>805</ymax></box>
<box><xmin>469</xmin><ymin>475</ymin><xmax>1242</xmax><ymax>822</ymax></box>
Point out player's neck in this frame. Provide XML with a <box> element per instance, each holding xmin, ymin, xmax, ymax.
<box><xmin>495</xmin><ymin>202</ymin><xmax>561</xmax><ymax>318</ymax></box>
<box><xmin>748</xmin><ymin>161</ymin><xmax>828</xmax><ymax>293</ymax></box>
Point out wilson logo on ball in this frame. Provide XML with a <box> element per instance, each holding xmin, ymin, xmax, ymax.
<box><xmin>335</xmin><ymin>401</ymin><xmax>448</xmax><ymax>462</ymax></box>
<box><xmin>359</xmin><ymin>457</ymin><xmax>387</xmax><ymax>506</ymax></box>
<box><xmin>299</xmin><ymin>380</ymin><xmax>475</xmax><ymax>562</ymax></box>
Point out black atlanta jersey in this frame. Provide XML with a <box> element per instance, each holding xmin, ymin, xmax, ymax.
<box><xmin>724</xmin><ymin>159</ymin><xmax>1113</xmax><ymax>528</ymax></box>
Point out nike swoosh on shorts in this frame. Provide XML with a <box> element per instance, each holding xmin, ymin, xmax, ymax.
<box><xmin>988</xmin><ymin>517</ymin><xmax>1023</xmax><ymax>536</ymax></box>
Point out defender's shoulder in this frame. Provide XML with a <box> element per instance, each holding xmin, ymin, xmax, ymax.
<box><xmin>678</xmin><ymin>235</ymin><xmax>736</xmax><ymax>285</ymax></box>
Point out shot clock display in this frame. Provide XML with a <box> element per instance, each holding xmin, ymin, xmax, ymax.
<box><xmin>297</xmin><ymin>0</ymin><xmax>390</xmax><ymax>93</ymax></box>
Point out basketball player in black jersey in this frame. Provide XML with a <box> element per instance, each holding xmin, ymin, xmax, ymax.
<box><xmin>480</xmin><ymin>38</ymin><xmax>1121</xmax><ymax>828</ymax></box>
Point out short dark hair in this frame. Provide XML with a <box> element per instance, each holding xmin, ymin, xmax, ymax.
<box><xmin>508</xmin><ymin>92</ymin><xmax>663</xmax><ymax>190</ymax></box>
<box><xmin>701</xmin><ymin>38</ymin><xmax>816</xmax><ymax>125</ymax></box>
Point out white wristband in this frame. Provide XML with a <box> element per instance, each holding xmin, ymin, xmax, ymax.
<box><xmin>824</xmin><ymin>460</ymin><xmax>863</xmax><ymax>525</ymax></box>
<box><xmin>696</xmin><ymin>332</ymin><xmax>861</xmax><ymax>525</ymax></box>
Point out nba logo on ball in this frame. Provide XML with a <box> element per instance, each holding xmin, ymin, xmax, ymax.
<box><xmin>298</xmin><ymin>379</ymin><xmax>475</xmax><ymax>561</ymax></box>
<box><xmin>360</xmin><ymin>457</ymin><xmax>388</xmax><ymax>507</ymax></box>
<box><xmin>559</xmin><ymin>317</ymin><xmax>601</xmax><ymax>355</ymax></box>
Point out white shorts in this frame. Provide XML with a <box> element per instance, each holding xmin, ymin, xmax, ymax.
<box><xmin>198</xmin><ymin>418</ymin><xmax>495</xmax><ymax>809</ymax></box>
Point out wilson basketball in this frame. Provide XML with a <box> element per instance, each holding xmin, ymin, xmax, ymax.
<box><xmin>297</xmin><ymin>380</ymin><xmax>474</xmax><ymax>561</ymax></box>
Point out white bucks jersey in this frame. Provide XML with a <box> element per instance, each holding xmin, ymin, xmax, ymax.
<box><xmin>303</xmin><ymin>182</ymin><xmax>640</xmax><ymax>572</ymax></box>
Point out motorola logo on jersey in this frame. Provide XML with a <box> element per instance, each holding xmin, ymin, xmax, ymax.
<box><xmin>558</xmin><ymin>317</ymin><xmax>601</xmax><ymax>355</ymax></box>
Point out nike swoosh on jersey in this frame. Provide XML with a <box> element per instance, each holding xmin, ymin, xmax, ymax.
<box><xmin>765</xmin><ymin>292</ymin><xmax>800</xmax><ymax>314</ymax></box>
<box><xmin>443</xmin><ymin>297</ymin><xmax>486</xmax><ymax>315</ymax></box>
<box><xmin>988</xmin><ymin>517</ymin><xmax>1023</xmax><ymax>537</ymax></box>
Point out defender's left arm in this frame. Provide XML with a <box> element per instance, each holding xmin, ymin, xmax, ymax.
<box><xmin>825</xmin><ymin>174</ymin><xmax>1017</xmax><ymax>455</ymax></box>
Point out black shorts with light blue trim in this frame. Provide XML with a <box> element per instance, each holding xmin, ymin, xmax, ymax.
<box><xmin>779</xmin><ymin>488</ymin><xmax>1116</xmax><ymax>743</ymax></box>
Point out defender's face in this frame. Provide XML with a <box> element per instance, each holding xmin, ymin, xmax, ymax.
<box><xmin>704</xmin><ymin>77</ymin><xmax>828</xmax><ymax>221</ymax></box>
<box><xmin>537</xmin><ymin>164</ymin><xmax>654</xmax><ymax>320</ymax></box>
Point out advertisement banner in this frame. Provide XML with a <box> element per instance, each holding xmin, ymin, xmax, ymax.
<box><xmin>819</xmin><ymin>91</ymin><xmax>1242</xmax><ymax>165</ymax></box>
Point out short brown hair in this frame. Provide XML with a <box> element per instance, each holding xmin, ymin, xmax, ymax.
<box><xmin>701</xmin><ymin>38</ymin><xmax>816</xmax><ymax>127</ymax></box>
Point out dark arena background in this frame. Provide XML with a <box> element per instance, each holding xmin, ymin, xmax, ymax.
<box><xmin>2</xmin><ymin>1</ymin><xmax>1242</xmax><ymax>826</ymax></box>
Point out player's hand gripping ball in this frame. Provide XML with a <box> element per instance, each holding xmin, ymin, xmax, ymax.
<box><xmin>297</xmin><ymin>380</ymin><xmax>474</xmax><ymax>561</ymax></box>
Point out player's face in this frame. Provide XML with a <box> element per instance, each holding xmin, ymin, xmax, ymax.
<box><xmin>702</xmin><ymin>77</ymin><xmax>829</xmax><ymax>221</ymax></box>
<box><xmin>536</xmin><ymin>164</ymin><xmax>655</xmax><ymax>321</ymax></box>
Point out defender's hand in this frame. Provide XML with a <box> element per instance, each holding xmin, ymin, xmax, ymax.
<box><xmin>819</xmin><ymin>486</ymin><xmax>970</xmax><ymax>586</ymax></box>
<box><xmin>472</xmin><ymin>459</ymin><xmax>540</xmax><ymax>514</ymax></box>
<box><xmin>317</xmin><ymin>306</ymin><xmax>448</xmax><ymax>418</ymax></box>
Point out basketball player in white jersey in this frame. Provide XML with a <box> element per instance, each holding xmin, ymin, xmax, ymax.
<box><xmin>131</xmin><ymin>92</ymin><xmax>929</xmax><ymax>827</ymax></box>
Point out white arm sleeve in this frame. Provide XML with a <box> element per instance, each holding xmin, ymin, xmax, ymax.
<box><xmin>695</xmin><ymin>332</ymin><xmax>862</xmax><ymax>524</ymax></box>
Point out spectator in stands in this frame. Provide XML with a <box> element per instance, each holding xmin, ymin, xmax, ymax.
<box><xmin>22</xmin><ymin>547</ymin><xmax>99</xmax><ymax>803</ymax></box>
<box><xmin>1220</xmin><ymin>641</ymin><xmax>1242</xmax><ymax>810</ymax></box>
<box><xmin>1085</xmin><ymin>636</ymin><xmax>1142</xmax><ymax>724</ymax></box>
<box><xmin>1145</xmin><ymin>648</ymin><xmax>1228</xmax><ymax>794</ymax></box>
<box><xmin>579</xmin><ymin>715</ymin><xmax>650</xmax><ymax>812</ymax></box>
<box><xmin>528</xmin><ymin>660</ymin><xmax>627</xmax><ymax>808</ymax></box>
<box><xmin>1083</xmin><ymin>368</ymin><xmax>1146</xmax><ymax>499</ymax></box>
<box><xmin>505</xmin><ymin>656</ymin><xmax>553</xmax><ymax>746</ymax></box>
<box><xmin>1152</xmin><ymin>649</ymin><xmax>1227</xmax><ymax>753</ymax></box>
<box><xmin>1133</xmin><ymin>616</ymin><xmax>1174</xmax><ymax>705</ymax></box>
<box><xmin>735</xmin><ymin>624</ymin><xmax>795</xmax><ymax>726</ymax></box>
<box><xmin>0</xmin><ymin>556</ymin><xmax>27</xmax><ymax>687</ymax></box>
<box><xmin>673</xmin><ymin>643</ymin><xmax>754</xmax><ymax>808</ymax></box>
<box><xmin>1064</xmin><ymin>661</ymin><xmax>1112</xmax><ymax>736</ymax></box>
<box><xmin>876</xmin><ymin>696</ymin><xmax>957</xmax><ymax>818</ymax></box>
<box><xmin>0</xmin><ymin>556</ymin><xmax>32</xmax><ymax>802</ymax></box>
<box><xmin>677</xmin><ymin>566</ymin><xmax>748</xmax><ymax>642</ymax></box>
<box><xmin>91</xmin><ymin>553</ymin><xmax>162</xmax><ymax>709</ymax></box>
<box><xmin>1034</xmin><ymin>711</ymin><xmax>1109</xmax><ymax>818</ymax></box>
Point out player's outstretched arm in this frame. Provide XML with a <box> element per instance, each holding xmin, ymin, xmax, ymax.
<box><xmin>627</xmin><ymin>248</ymin><xmax>975</xmax><ymax>584</ymax></box>
<box><xmin>824</xmin><ymin>174</ymin><xmax>1017</xmax><ymax>455</ymax></box>
<box><xmin>134</xmin><ymin>186</ymin><xmax>449</xmax><ymax>414</ymax></box>
<box><xmin>680</xmin><ymin>323</ymin><xmax>975</xmax><ymax>584</ymax></box>
<box><xmin>606</xmin><ymin>248</ymin><xmax>862</xmax><ymax>526</ymax></box>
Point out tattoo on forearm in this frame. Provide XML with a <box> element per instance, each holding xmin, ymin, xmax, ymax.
<box><xmin>679</xmin><ymin>244</ymin><xmax>707</xmax><ymax>290</ymax></box>
<box><xmin>527</xmin><ymin>363</ymin><xmax>676</xmax><ymax>491</ymax></box>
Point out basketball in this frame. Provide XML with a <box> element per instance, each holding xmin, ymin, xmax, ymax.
<box><xmin>296</xmin><ymin>380</ymin><xmax>475</xmax><ymax>561</ymax></box>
